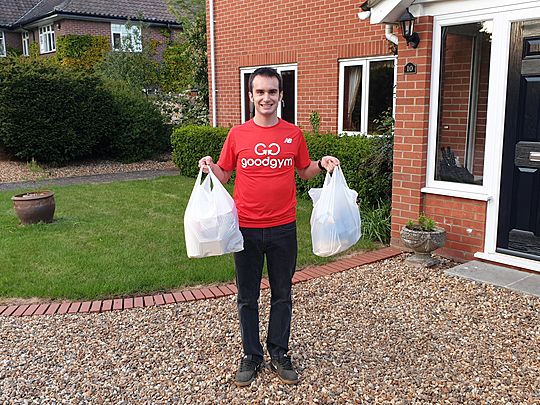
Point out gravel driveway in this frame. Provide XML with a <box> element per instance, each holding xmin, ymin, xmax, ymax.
<box><xmin>1</xmin><ymin>255</ymin><xmax>538</xmax><ymax>403</ymax></box>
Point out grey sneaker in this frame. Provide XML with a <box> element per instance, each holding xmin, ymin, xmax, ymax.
<box><xmin>234</xmin><ymin>356</ymin><xmax>262</xmax><ymax>387</ymax></box>
<box><xmin>270</xmin><ymin>354</ymin><xmax>299</xmax><ymax>384</ymax></box>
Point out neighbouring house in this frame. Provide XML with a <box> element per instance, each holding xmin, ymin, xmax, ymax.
<box><xmin>0</xmin><ymin>0</ymin><xmax>181</xmax><ymax>58</ymax></box>
<box><xmin>206</xmin><ymin>0</ymin><xmax>540</xmax><ymax>272</ymax></box>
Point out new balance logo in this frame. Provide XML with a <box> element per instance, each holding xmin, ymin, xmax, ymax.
<box><xmin>284</xmin><ymin>138</ymin><xmax>293</xmax><ymax>144</ymax></box>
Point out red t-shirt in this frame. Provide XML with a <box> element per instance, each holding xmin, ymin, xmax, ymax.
<box><xmin>217</xmin><ymin>119</ymin><xmax>312</xmax><ymax>228</ymax></box>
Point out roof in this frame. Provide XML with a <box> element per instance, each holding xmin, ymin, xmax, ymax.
<box><xmin>3</xmin><ymin>0</ymin><xmax>181</xmax><ymax>28</ymax></box>
<box><xmin>0</xmin><ymin>0</ymin><xmax>41</xmax><ymax>28</ymax></box>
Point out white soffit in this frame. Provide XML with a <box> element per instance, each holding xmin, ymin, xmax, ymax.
<box><xmin>370</xmin><ymin>0</ymin><xmax>415</xmax><ymax>24</ymax></box>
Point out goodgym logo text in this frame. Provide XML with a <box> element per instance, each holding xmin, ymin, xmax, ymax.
<box><xmin>241</xmin><ymin>142</ymin><xmax>293</xmax><ymax>169</ymax></box>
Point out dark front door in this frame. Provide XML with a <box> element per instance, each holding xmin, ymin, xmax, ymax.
<box><xmin>497</xmin><ymin>20</ymin><xmax>540</xmax><ymax>261</ymax></box>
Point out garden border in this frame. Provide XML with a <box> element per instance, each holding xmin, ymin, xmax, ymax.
<box><xmin>0</xmin><ymin>247</ymin><xmax>402</xmax><ymax>317</ymax></box>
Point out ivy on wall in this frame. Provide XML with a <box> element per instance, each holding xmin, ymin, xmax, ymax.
<box><xmin>56</xmin><ymin>35</ymin><xmax>111</xmax><ymax>69</ymax></box>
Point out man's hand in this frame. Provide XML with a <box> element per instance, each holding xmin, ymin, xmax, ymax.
<box><xmin>198</xmin><ymin>156</ymin><xmax>214</xmax><ymax>173</ymax></box>
<box><xmin>197</xmin><ymin>156</ymin><xmax>233</xmax><ymax>184</ymax></box>
<box><xmin>320</xmin><ymin>156</ymin><xmax>340</xmax><ymax>173</ymax></box>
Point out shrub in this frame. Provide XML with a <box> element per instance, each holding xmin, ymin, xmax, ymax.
<box><xmin>99</xmin><ymin>81</ymin><xmax>171</xmax><ymax>162</ymax></box>
<box><xmin>171</xmin><ymin>126</ymin><xmax>393</xmax><ymax>209</ymax></box>
<box><xmin>154</xmin><ymin>91</ymin><xmax>209</xmax><ymax>126</ymax></box>
<box><xmin>170</xmin><ymin>125</ymin><xmax>229</xmax><ymax>176</ymax></box>
<box><xmin>0</xmin><ymin>60</ymin><xmax>117</xmax><ymax>165</ymax></box>
<box><xmin>301</xmin><ymin>132</ymin><xmax>393</xmax><ymax>208</ymax></box>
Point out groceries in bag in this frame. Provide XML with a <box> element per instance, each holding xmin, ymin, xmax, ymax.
<box><xmin>308</xmin><ymin>166</ymin><xmax>361</xmax><ymax>257</ymax></box>
<box><xmin>184</xmin><ymin>167</ymin><xmax>244</xmax><ymax>258</ymax></box>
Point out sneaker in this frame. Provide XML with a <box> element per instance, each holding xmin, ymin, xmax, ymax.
<box><xmin>270</xmin><ymin>354</ymin><xmax>299</xmax><ymax>384</ymax></box>
<box><xmin>234</xmin><ymin>356</ymin><xmax>262</xmax><ymax>387</ymax></box>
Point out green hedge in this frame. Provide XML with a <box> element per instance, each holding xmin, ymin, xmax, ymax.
<box><xmin>100</xmin><ymin>81</ymin><xmax>171</xmax><ymax>162</ymax></box>
<box><xmin>0</xmin><ymin>59</ymin><xmax>170</xmax><ymax>165</ymax></box>
<box><xmin>0</xmin><ymin>60</ymin><xmax>116</xmax><ymax>165</ymax></box>
<box><xmin>171</xmin><ymin>125</ymin><xmax>230</xmax><ymax>176</ymax></box>
<box><xmin>171</xmin><ymin>126</ymin><xmax>392</xmax><ymax>208</ymax></box>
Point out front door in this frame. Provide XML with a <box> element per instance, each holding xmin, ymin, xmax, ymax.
<box><xmin>497</xmin><ymin>20</ymin><xmax>540</xmax><ymax>261</ymax></box>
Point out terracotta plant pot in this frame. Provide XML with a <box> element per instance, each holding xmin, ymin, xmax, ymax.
<box><xmin>400</xmin><ymin>226</ymin><xmax>447</xmax><ymax>267</ymax></box>
<box><xmin>12</xmin><ymin>191</ymin><xmax>55</xmax><ymax>225</ymax></box>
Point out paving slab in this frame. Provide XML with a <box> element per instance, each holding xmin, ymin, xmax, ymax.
<box><xmin>445</xmin><ymin>260</ymin><xmax>540</xmax><ymax>298</ymax></box>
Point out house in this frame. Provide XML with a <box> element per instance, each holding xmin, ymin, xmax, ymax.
<box><xmin>0</xmin><ymin>0</ymin><xmax>181</xmax><ymax>57</ymax></box>
<box><xmin>205</xmin><ymin>0</ymin><xmax>540</xmax><ymax>272</ymax></box>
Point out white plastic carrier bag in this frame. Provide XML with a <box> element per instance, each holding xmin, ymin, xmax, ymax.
<box><xmin>308</xmin><ymin>166</ymin><xmax>361</xmax><ymax>257</ymax></box>
<box><xmin>184</xmin><ymin>167</ymin><xmax>244</xmax><ymax>258</ymax></box>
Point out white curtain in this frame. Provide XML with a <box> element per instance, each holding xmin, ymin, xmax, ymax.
<box><xmin>346</xmin><ymin>66</ymin><xmax>362</xmax><ymax>130</ymax></box>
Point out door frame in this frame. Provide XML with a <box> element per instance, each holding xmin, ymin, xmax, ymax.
<box><xmin>423</xmin><ymin>3</ymin><xmax>540</xmax><ymax>271</ymax></box>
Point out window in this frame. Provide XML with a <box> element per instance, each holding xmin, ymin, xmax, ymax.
<box><xmin>434</xmin><ymin>21</ymin><xmax>491</xmax><ymax>186</ymax></box>
<box><xmin>22</xmin><ymin>31</ymin><xmax>29</xmax><ymax>56</ymax></box>
<box><xmin>0</xmin><ymin>31</ymin><xmax>6</xmax><ymax>57</ymax></box>
<box><xmin>111</xmin><ymin>23</ymin><xmax>142</xmax><ymax>52</ymax></box>
<box><xmin>240</xmin><ymin>64</ymin><xmax>297</xmax><ymax>124</ymax></box>
<box><xmin>338</xmin><ymin>57</ymin><xmax>396</xmax><ymax>134</ymax></box>
<box><xmin>39</xmin><ymin>25</ymin><xmax>55</xmax><ymax>53</ymax></box>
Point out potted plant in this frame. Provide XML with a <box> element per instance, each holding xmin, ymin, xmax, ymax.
<box><xmin>400</xmin><ymin>213</ymin><xmax>446</xmax><ymax>267</ymax></box>
<box><xmin>11</xmin><ymin>158</ymin><xmax>55</xmax><ymax>225</ymax></box>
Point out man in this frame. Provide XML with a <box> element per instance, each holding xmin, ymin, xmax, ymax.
<box><xmin>199</xmin><ymin>67</ymin><xmax>339</xmax><ymax>386</ymax></box>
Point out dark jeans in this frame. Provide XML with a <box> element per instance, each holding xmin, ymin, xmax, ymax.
<box><xmin>234</xmin><ymin>221</ymin><xmax>297</xmax><ymax>361</ymax></box>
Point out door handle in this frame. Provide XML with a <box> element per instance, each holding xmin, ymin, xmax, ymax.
<box><xmin>530</xmin><ymin>151</ymin><xmax>540</xmax><ymax>162</ymax></box>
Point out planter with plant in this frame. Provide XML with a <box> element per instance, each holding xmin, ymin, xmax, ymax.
<box><xmin>400</xmin><ymin>214</ymin><xmax>446</xmax><ymax>267</ymax></box>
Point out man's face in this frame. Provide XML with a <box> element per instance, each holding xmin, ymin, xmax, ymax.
<box><xmin>249</xmin><ymin>75</ymin><xmax>282</xmax><ymax>119</ymax></box>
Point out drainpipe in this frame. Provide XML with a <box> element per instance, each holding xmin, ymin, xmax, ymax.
<box><xmin>209</xmin><ymin>0</ymin><xmax>217</xmax><ymax>127</ymax></box>
<box><xmin>385</xmin><ymin>24</ymin><xmax>399</xmax><ymax>45</ymax></box>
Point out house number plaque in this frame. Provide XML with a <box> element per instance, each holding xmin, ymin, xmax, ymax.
<box><xmin>404</xmin><ymin>62</ymin><xmax>417</xmax><ymax>74</ymax></box>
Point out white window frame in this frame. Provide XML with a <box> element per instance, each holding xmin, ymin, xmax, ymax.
<box><xmin>337</xmin><ymin>56</ymin><xmax>397</xmax><ymax>135</ymax></box>
<box><xmin>22</xmin><ymin>31</ymin><xmax>29</xmax><ymax>56</ymax></box>
<box><xmin>0</xmin><ymin>31</ymin><xmax>6</xmax><ymax>57</ymax></box>
<box><xmin>424</xmin><ymin>16</ymin><xmax>495</xmax><ymax>199</ymax></box>
<box><xmin>39</xmin><ymin>24</ymin><xmax>55</xmax><ymax>54</ymax></box>
<box><xmin>240</xmin><ymin>64</ymin><xmax>298</xmax><ymax>124</ymax></box>
<box><xmin>111</xmin><ymin>23</ymin><xmax>142</xmax><ymax>52</ymax></box>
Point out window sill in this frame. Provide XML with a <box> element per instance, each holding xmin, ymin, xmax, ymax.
<box><xmin>421</xmin><ymin>186</ymin><xmax>492</xmax><ymax>201</ymax></box>
<box><xmin>40</xmin><ymin>50</ymin><xmax>56</xmax><ymax>54</ymax></box>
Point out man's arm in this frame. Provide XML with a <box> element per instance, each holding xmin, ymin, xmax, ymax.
<box><xmin>198</xmin><ymin>156</ymin><xmax>233</xmax><ymax>184</ymax></box>
<box><xmin>296</xmin><ymin>155</ymin><xmax>340</xmax><ymax>180</ymax></box>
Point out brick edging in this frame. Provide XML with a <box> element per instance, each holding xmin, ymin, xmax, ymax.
<box><xmin>0</xmin><ymin>247</ymin><xmax>402</xmax><ymax>318</ymax></box>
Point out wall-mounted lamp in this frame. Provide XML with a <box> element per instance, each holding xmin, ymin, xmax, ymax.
<box><xmin>398</xmin><ymin>8</ymin><xmax>420</xmax><ymax>48</ymax></box>
<box><xmin>358</xmin><ymin>1</ymin><xmax>371</xmax><ymax>21</ymax></box>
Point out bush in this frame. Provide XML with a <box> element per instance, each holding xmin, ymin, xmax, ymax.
<box><xmin>100</xmin><ymin>81</ymin><xmax>171</xmax><ymax>162</ymax></box>
<box><xmin>171</xmin><ymin>125</ymin><xmax>229</xmax><ymax>176</ymax></box>
<box><xmin>0</xmin><ymin>60</ymin><xmax>117</xmax><ymax>165</ymax></box>
<box><xmin>171</xmin><ymin>126</ymin><xmax>393</xmax><ymax>208</ymax></box>
<box><xmin>299</xmin><ymin>132</ymin><xmax>393</xmax><ymax>208</ymax></box>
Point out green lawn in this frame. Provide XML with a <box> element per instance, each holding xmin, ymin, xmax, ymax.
<box><xmin>0</xmin><ymin>175</ymin><xmax>375</xmax><ymax>302</ymax></box>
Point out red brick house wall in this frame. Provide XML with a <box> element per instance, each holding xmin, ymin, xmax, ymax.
<box><xmin>423</xmin><ymin>194</ymin><xmax>486</xmax><ymax>262</ymax></box>
<box><xmin>391</xmin><ymin>16</ymin><xmax>434</xmax><ymax>243</ymax></box>
<box><xmin>4</xmin><ymin>31</ymin><xmax>21</xmax><ymax>52</ymax></box>
<box><xmin>206</xmin><ymin>0</ymin><xmax>392</xmax><ymax>130</ymax></box>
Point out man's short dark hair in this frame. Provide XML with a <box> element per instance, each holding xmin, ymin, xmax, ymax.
<box><xmin>248</xmin><ymin>67</ymin><xmax>283</xmax><ymax>93</ymax></box>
